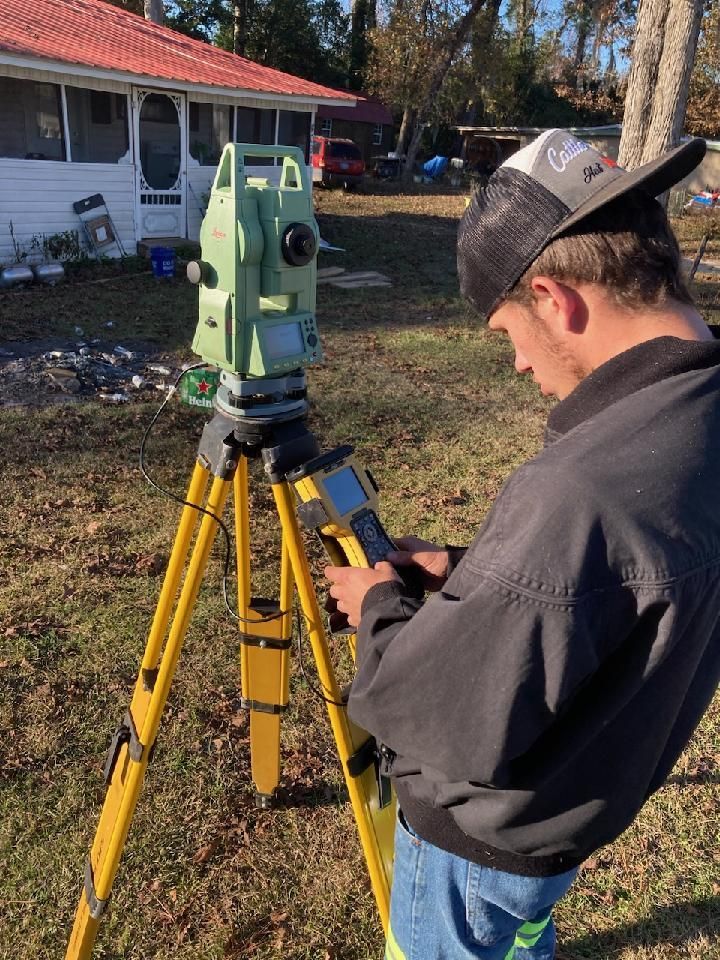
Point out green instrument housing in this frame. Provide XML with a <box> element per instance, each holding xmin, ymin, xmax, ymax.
<box><xmin>191</xmin><ymin>143</ymin><xmax>322</xmax><ymax>379</ymax></box>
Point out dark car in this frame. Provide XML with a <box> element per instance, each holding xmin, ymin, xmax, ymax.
<box><xmin>311</xmin><ymin>136</ymin><xmax>365</xmax><ymax>190</ymax></box>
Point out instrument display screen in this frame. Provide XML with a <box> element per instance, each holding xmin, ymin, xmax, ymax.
<box><xmin>323</xmin><ymin>466</ymin><xmax>368</xmax><ymax>516</ymax></box>
<box><xmin>265</xmin><ymin>321</ymin><xmax>304</xmax><ymax>360</ymax></box>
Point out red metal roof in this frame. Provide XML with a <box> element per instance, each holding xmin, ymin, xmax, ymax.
<box><xmin>317</xmin><ymin>96</ymin><xmax>393</xmax><ymax>125</ymax></box>
<box><xmin>0</xmin><ymin>0</ymin><xmax>355</xmax><ymax>102</ymax></box>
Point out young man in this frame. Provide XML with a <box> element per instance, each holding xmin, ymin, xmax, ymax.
<box><xmin>326</xmin><ymin>129</ymin><xmax>720</xmax><ymax>959</ymax></box>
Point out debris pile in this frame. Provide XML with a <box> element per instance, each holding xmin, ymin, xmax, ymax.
<box><xmin>0</xmin><ymin>337</ymin><xmax>179</xmax><ymax>407</ymax></box>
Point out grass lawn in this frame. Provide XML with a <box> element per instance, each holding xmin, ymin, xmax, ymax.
<box><xmin>1</xmin><ymin>186</ymin><xmax>719</xmax><ymax>959</ymax></box>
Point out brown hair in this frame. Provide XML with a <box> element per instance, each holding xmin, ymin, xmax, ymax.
<box><xmin>506</xmin><ymin>189</ymin><xmax>693</xmax><ymax>310</ymax></box>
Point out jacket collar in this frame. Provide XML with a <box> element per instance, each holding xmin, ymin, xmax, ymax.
<box><xmin>546</xmin><ymin>330</ymin><xmax>720</xmax><ymax>441</ymax></box>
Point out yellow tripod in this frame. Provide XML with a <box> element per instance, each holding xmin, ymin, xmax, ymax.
<box><xmin>66</xmin><ymin>409</ymin><xmax>396</xmax><ymax>959</ymax></box>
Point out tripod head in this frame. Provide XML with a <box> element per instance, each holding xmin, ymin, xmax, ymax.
<box><xmin>187</xmin><ymin>143</ymin><xmax>322</xmax><ymax>420</ymax></box>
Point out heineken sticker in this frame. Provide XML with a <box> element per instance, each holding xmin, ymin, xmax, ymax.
<box><xmin>179</xmin><ymin>368</ymin><xmax>219</xmax><ymax>409</ymax></box>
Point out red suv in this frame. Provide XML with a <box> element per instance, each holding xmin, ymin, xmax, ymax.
<box><xmin>311</xmin><ymin>136</ymin><xmax>365</xmax><ymax>190</ymax></box>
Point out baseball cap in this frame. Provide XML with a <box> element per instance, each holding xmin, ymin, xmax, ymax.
<box><xmin>457</xmin><ymin>129</ymin><xmax>706</xmax><ymax>320</ymax></box>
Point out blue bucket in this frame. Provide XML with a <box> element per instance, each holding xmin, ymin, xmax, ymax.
<box><xmin>150</xmin><ymin>246</ymin><xmax>176</xmax><ymax>278</ymax></box>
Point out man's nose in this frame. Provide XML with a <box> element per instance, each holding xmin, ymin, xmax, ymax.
<box><xmin>514</xmin><ymin>349</ymin><xmax>532</xmax><ymax>374</ymax></box>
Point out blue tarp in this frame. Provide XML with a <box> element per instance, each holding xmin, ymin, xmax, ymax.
<box><xmin>423</xmin><ymin>155</ymin><xmax>449</xmax><ymax>180</ymax></box>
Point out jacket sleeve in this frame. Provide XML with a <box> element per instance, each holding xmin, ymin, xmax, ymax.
<box><xmin>348</xmin><ymin>515</ymin><xmax>638</xmax><ymax>789</ymax></box>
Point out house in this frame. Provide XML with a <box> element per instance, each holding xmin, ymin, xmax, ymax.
<box><xmin>316</xmin><ymin>96</ymin><xmax>394</xmax><ymax>164</ymax></box>
<box><xmin>0</xmin><ymin>0</ymin><xmax>356</xmax><ymax>262</ymax></box>
<box><xmin>456</xmin><ymin>124</ymin><xmax>720</xmax><ymax>197</ymax></box>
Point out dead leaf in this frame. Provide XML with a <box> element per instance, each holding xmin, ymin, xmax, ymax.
<box><xmin>193</xmin><ymin>841</ymin><xmax>218</xmax><ymax>864</ymax></box>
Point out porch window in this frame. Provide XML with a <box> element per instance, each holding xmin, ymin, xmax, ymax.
<box><xmin>320</xmin><ymin>117</ymin><xmax>332</xmax><ymax>136</ymax></box>
<box><xmin>373</xmin><ymin>123</ymin><xmax>383</xmax><ymax>146</ymax></box>
<box><xmin>189</xmin><ymin>102</ymin><xmax>232</xmax><ymax>166</ymax></box>
<box><xmin>235</xmin><ymin>106</ymin><xmax>276</xmax><ymax>165</ymax></box>
<box><xmin>65</xmin><ymin>88</ymin><xmax>129</xmax><ymax>163</ymax></box>
<box><xmin>278</xmin><ymin>110</ymin><xmax>311</xmax><ymax>163</ymax></box>
<box><xmin>0</xmin><ymin>76</ymin><xmax>66</xmax><ymax>161</ymax></box>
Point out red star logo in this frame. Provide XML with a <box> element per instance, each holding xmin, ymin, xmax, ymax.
<box><xmin>197</xmin><ymin>378</ymin><xmax>210</xmax><ymax>394</ymax></box>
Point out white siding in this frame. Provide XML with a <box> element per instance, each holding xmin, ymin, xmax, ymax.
<box><xmin>0</xmin><ymin>158</ymin><xmax>135</xmax><ymax>262</ymax></box>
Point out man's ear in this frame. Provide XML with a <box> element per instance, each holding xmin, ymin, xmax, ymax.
<box><xmin>529</xmin><ymin>276</ymin><xmax>586</xmax><ymax>334</ymax></box>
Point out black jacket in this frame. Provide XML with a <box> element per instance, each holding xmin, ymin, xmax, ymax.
<box><xmin>348</xmin><ymin>335</ymin><xmax>720</xmax><ymax>876</ymax></box>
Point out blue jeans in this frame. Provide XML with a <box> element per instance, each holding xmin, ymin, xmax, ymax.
<box><xmin>385</xmin><ymin>812</ymin><xmax>578</xmax><ymax>960</ymax></box>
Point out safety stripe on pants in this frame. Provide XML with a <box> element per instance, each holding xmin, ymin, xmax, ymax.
<box><xmin>514</xmin><ymin>914</ymin><xmax>551</xmax><ymax>949</ymax></box>
<box><xmin>383</xmin><ymin>915</ymin><xmax>549</xmax><ymax>958</ymax></box>
<box><xmin>385</xmin><ymin>924</ymin><xmax>407</xmax><ymax>960</ymax></box>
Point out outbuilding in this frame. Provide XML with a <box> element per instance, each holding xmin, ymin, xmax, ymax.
<box><xmin>0</xmin><ymin>0</ymin><xmax>355</xmax><ymax>263</ymax></box>
<box><xmin>456</xmin><ymin>124</ymin><xmax>720</xmax><ymax>199</ymax></box>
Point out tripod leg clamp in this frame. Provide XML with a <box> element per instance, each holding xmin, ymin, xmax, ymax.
<box><xmin>240</xmin><ymin>698</ymin><xmax>287</xmax><ymax>715</ymax></box>
<box><xmin>84</xmin><ymin>858</ymin><xmax>109</xmax><ymax>920</ymax></box>
<box><xmin>103</xmin><ymin>710</ymin><xmax>144</xmax><ymax>786</ymax></box>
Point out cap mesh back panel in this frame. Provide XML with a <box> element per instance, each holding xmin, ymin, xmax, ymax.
<box><xmin>457</xmin><ymin>168</ymin><xmax>570</xmax><ymax>319</ymax></box>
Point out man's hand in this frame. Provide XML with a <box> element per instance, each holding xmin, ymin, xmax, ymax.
<box><xmin>325</xmin><ymin>562</ymin><xmax>401</xmax><ymax>629</ymax></box>
<box><xmin>387</xmin><ymin>536</ymin><xmax>449</xmax><ymax>592</ymax></box>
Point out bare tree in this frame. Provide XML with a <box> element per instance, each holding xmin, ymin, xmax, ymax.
<box><xmin>401</xmin><ymin>0</ymin><xmax>488</xmax><ymax>180</ymax></box>
<box><xmin>371</xmin><ymin>0</ymin><xmax>489</xmax><ymax>176</ymax></box>
<box><xmin>144</xmin><ymin>0</ymin><xmax>164</xmax><ymax>24</ymax></box>
<box><xmin>619</xmin><ymin>0</ymin><xmax>703</xmax><ymax>186</ymax></box>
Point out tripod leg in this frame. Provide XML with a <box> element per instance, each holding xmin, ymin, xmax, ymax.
<box><xmin>235</xmin><ymin>456</ymin><xmax>292</xmax><ymax>806</ymax></box>
<box><xmin>271</xmin><ymin>479</ymin><xmax>395</xmax><ymax>932</ymax></box>
<box><xmin>66</xmin><ymin>466</ymin><xmax>233</xmax><ymax>960</ymax></box>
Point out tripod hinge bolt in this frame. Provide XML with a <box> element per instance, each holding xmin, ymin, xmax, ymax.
<box><xmin>225</xmin><ymin>459</ymin><xmax>237</xmax><ymax>471</ymax></box>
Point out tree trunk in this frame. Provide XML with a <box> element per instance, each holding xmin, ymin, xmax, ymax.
<box><xmin>396</xmin><ymin>105</ymin><xmax>416</xmax><ymax>155</ymax></box>
<box><xmin>571</xmin><ymin>0</ymin><xmax>593</xmax><ymax>88</ymax></box>
<box><xmin>574</xmin><ymin>18</ymin><xmax>590</xmax><ymax>86</ymax></box>
<box><xmin>350</xmin><ymin>0</ymin><xmax>377</xmax><ymax>90</ymax></box>
<box><xmin>469</xmin><ymin>0</ymin><xmax>502</xmax><ymax>121</ymax></box>
<box><xmin>143</xmin><ymin>0</ymin><xmax>163</xmax><ymax>24</ymax></box>
<box><xmin>233</xmin><ymin>0</ymin><xmax>251</xmax><ymax>56</ymax></box>
<box><xmin>589</xmin><ymin>16</ymin><xmax>605</xmax><ymax>77</ymax></box>
<box><xmin>619</xmin><ymin>0</ymin><xmax>703</xmax><ymax>179</ymax></box>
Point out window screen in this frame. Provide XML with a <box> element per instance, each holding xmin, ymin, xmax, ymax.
<box><xmin>0</xmin><ymin>76</ymin><xmax>65</xmax><ymax>161</ymax></box>
<box><xmin>278</xmin><ymin>111</ymin><xmax>311</xmax><ymax>163</ymax></box>
<box><xmin>236</xmin><ymin>106</ymin><xmax>275</xmax><ymax>166</ymax></box>
<box><xmin>65</xmin><ymin>87</ymin><xmax>129</xmax><ymax>163</ymax></box>
<box><xmin>189</xmin><ymin>102</ymin><xmax>232</xmax><ymax>166</ymax></box>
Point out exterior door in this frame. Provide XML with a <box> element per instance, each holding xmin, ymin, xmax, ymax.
<box><xmin>132</xmin><ymin>88</ymin><xmax>187</xmax><ymax>239</ymax></box>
